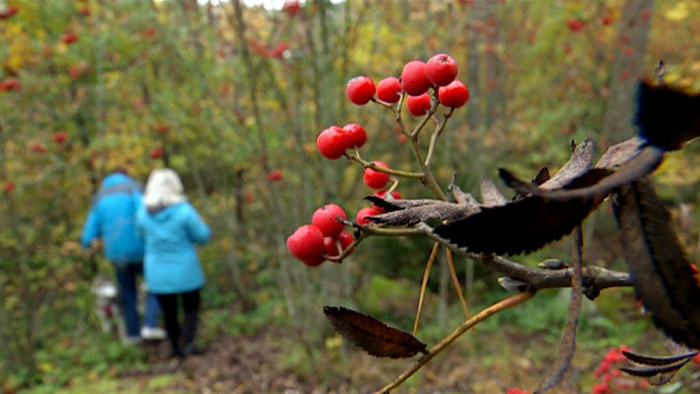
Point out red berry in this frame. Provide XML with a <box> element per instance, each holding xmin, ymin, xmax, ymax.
<box><xmin>312</xmin><ymin>203</ymin><xmax>347</xmax><ymax>237</ymax></box>
<box><xmin>323</xmin><ymin>236</ymin><xmax>340</xmax><ymax>257</ymax></box>
<box><xmin>3</xmin><ymin>181</ymin><xmax>14</xmax><ymax>194</ymax></box>
<box><xmin>52</xmin><ymin>132</ymin><xmax>68</xmax><ymax>144</ymax></box>
<box><xmin>301</xmin><ymin>254</ymin><xmax>325</xmax><ymax>267</ymax></box>
<box><xmin>61</xmin><ymin>32</ymin><xmax>79</xmax><ymax>45</ymax></box>
<box><xmin>346</xmin><ymin>76</ymin><xmax>375</xmax><ymax>105</ymax></box>
<box><xmin>376</xmin><ymin>76</ymin><xmax>402</xmax><ymax>103</ymax></box>
<box><xmin>287</xmin><ymin>224</ymin><xmax>325</xmax><ymax>262</ymax></box>
<box><xmin>363</xmin><ymin>161</ymin><xmax>390</xmax><ymax>189</ymax></box>
<box><xmin>406</xmin><ymin>93</ymin><xmax>432</xmax><ymax>116</ymax></box>
<box><xmin>155</xmin><ymin>124</ymin><xmax>169</xmax><ymax>133</ymax></box>
<box><xmin>323</xmin><ymin>230</ymin><xmax>355</xmax><ymax>258</ymax></box>
<box><xmin>426</xmin><ymin>53</ymin><xmax>458</xmax><ymax>87</ymax></box>
<box><xmin>267</xmin><ymin>169</ymin><xmax>283</xmax><ymax>181</ymax></box>
<box><xmin>401</xmin><ymin>60</ymin><xmax>431</xmax><ymax>96</ymax></box>
<box><xmin>601</xmin><ymin>15</ymin><xmax>613</xmax><ymax>26</ymax></box>
<box><xmin>356</xmin><ymin>207</ymin><xmax>380</xmax><ymax>225</ymax></box>
<box><xmin>30</xmin><ymin>143</ymin><xmax>48</xmax><ymax>154</ymax></box>
<box><xmin>567</xmin><ymin>19</ymin><xmax>584</xmax><ymax>32</ymax></box>
<box><xmin>151</xmin><ymin>147</ymin><xmax>164</xmax><ymax>159</ymax></box>
<box><xmin>438</xmin><ymin>80</ymin><xmax>470</xmax><ymax>108</ymax></box>
<box><xmin>316</xmin><ymin>126</ymin><xmax>347</xmax><ymax>159</ymax></box>
<box><xmin>283</xmin><ymin>0</ymin><xmax>302</xmax><ymax>18</ymax></box>
<box><xmin>337</xmin><ymin>230</ymin><xmax>355</xmax><ymax>256</ymax></box>
<box><xmin>342</xmin><ymin>123</ymin><xmax>367</xmax><ymax>149</ymax></box>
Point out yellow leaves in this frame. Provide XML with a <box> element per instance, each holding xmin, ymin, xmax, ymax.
<box><xmin>2</xmin><ymin>24</ymin><xmax>31</xmax><ymax>74</ymax></box>
<box><xmin>665</xmin><ymin>2</ymin><xmax>690</xmax><ymax>22</ymax></box>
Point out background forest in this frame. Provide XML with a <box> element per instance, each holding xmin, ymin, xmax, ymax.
<box><xmin>1</xmin><ymin>0</ymin><xmax>699</xmax><ymax>392</ymax></box>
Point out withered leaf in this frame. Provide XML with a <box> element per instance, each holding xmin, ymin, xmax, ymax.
<box><xmin>365</xmin><ymin>197</ymin><xmax>475</xmax><ymax>227</ymax></box>
<box><xmin>622</xmin><ymin>350</ymin><xmax>698</xmax><ymax>366</ymax></box>
<box><xmin>433</xmin><ymin>194</ymin><xmax>599</xmax><ymax>255</ymax></box>
<box><xmin>619</xmin><ymin>361</ymin><xmax>690</xmax><ymax>380</ymax></box>
<box><xmin>323</xmin><ymin>306</ymin><xmax>428</xmax><ymax>359</ymax></box>
<box><xmin>618</xmin><ymin>349</ymin><xmax>696</xmax><ymax>386</ymax></box>
<box><xmin>636</xmin><ymin>81</ymin><xmax>700</xmax><ymax>150</ymax></box>
<box><xmin>500</xmin><ymin>146</ymin><xmax>664</xmax><ymax>202</ymax></box>
<box><xmin>613</xmin><ymin>179</ymin><xmax>700</xmax><ymax>349</ymax></box>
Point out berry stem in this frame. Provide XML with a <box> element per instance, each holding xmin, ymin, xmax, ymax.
<box><xmin>424</xmin><ymin>108</ymin><xmax>454</xmax><ymax>167</ymax></box>
<box><xmin>346</xmin><ymin>150</ymin><xmax>424</xmax><ymax>179</ymax></box>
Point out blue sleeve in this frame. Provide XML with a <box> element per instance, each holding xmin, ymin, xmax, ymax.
<box><xmin>80</xmin><ymin>208</ymin><xmax>101</xmax><ymax>249</ymax></box>
<box><xmin>135</xmin><ymin>205</ymin><xmax>146</xmax><ymax>240</ymax></box>
<box><xmin>185</xmin><ymin>204</ymin><xmax>211</xmax><ymax>245</ymax></box>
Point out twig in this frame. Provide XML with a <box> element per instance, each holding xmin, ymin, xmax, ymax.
<box><xmin>374</xmin><ymin>291</ymin><xmax>536</xmax><ymax>394</ymax></box>
<box><xmin>446</xmin><ymin>248</ymin><xmax>472</xmax><ymax>322</ymax></box>
<box><xmin>414</xmin><ymin>242</ymin><xmax>440</xmax><ymax>336</ymax></box>
<box><xmin>534</xmin><ymin>226</ymin><xmax>584</xmax><ymax>393</ymax></box>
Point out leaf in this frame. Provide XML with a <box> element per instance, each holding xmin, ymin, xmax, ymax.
<box><xmin>479</xmin><ymin>178</ymin><xmax>507</xmax><ymax>207</ymax></box>
<box><xmin>366</xmin><ymin>197</ymin><xmax>475</xmax><ymax>227</ymax></box>
<box><xmin>619</xmin><ymin>349</ymin><xmax>697</xmax><ymax>386</ymax></box>
<box><xmin>635</xmin><ymin>81</ymin><xmax>700</xmax><ymax>151</ymax></box>
<box><xmin>500</xmin><ymin>146</ymin><xmax>664</xmax><ymax>201</ymax></box>
<box><xmin>323</xmin><ymin>306</ymin><xmax>428</xmax><ymax>359</ymax></box>
<box><xmin>621</xmin><ymin>350</ymin><xmax>698</xmax><ymax>366</ymax></box>
<box><xmin>613</xmin><ymin>179</ymin><xmax>700</xmax><ymax>349</ymax></box>
<box><xmin>433</xmin><ymin>193</ymin><xmax>599</xmax><ymax>255</ymax></box>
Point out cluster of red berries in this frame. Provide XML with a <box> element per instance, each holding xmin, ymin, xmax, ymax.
<box><xmin>0</xmin><ymin>79</ymin><xmax>20</xmax><ymax>92</ymax></box>
<box><xmin>287</xmin><ymin>204</ymin><xmax>355</xmax><ymax>267</ymax></box>
<box><xmin>592</xmin><ymin>345</ymin><xmax>648</xmax><ymax>394</ymax></box>
<box><xmin>316</xmin><ymin>123</ymin><xmax>367</xmax><ymax>160</ymax></box>
<box><xmin>345</xmin><ymin>53</ymin><xmax>470</xmax><ymax>113</ymax></box>
<box><xmin>299</xmin><ymin>54</ymin><xmax>471</xmax><ymax>268</ymax></box>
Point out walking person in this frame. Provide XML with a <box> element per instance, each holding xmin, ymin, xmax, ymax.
<box><xmin>136</xmin><ymin>168</ymin><xmax>211</xmax><ymax>358</ymax></box>
<box><xmin>81</xmin><ymin>167</ymin><xmax>166</xmax><ymax>343</ymax></box>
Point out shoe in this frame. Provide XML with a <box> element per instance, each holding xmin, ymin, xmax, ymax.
<box><xmin>141</xmin><ymin>326</ymin><xmax>167</xmax><ymax>340</ymax></box>
<box><xmin>183</xmin><ymin>343</ymin><xmax>204</xmax><ymax>356</ymax></box>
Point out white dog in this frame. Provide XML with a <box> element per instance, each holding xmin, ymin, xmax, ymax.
<box><xmin>91</xmin><ymin>275</ymin><xmax>127</xmax><ymax>342</ymax></box>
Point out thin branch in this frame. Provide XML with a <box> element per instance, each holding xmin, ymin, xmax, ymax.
<box><xmin>374</xmin><ymin>291</ymin><xmax>536</xmax><ymax>394</ymax></box>
<box><xmin>446</xmin><ymin>248</ymin><xmax>472</xmax><ymax>322</ymax></box>
<box><xmin>534</xmin><ymin>226</ymin><xmax>584</xmax><ymax>393</ymax></box>
<box><xmin>413</xmin><ymin>242</ymin><xmax>440</xmax><ymax>336</ymax></box>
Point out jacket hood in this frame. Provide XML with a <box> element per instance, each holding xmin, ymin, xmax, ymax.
<box><xmin>147</xmin><ymin>202</ymin><xmax>184</xmax><ymax>220</ymax></box>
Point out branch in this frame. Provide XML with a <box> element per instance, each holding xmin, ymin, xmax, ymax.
<box><xmin>374</xmin><ymin>291</ymin><xmax>536</xmax><ymax>394</ymax></box>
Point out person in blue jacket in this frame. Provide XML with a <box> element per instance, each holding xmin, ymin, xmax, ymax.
<box><xmin>137</xmin><ymin>168</ymin><xmax>211</xmax><ymax>358</ymax></box>
<box><xmin>81</xmin><ymin>168</ymin><xmax>165</xmax><ymax>343</ymax></box>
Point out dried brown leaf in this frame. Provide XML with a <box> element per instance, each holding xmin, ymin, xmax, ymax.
<box><xmin>323</xmin><ymin>306</ymin><xmax>428</xmax><ymax>359</ymax></box>
<box><xmin>613</xmin><ymin>179</ymin><xmax>700</xmax><ymax>349</ymax></box>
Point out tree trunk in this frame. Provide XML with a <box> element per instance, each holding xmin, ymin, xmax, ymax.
<box><xmin>601</xmin><ymin>0</ymin><xmax>654</xmax><ymax>144</ymax></box>
<box><xmin>483</xmin><ymin>1</ymin><xmax>505</xmax><ymax>130</ymax></box>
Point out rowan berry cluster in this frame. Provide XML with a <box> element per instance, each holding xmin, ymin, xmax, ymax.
<box><xmin>591</xmin><ymin>345</ymin><xmax>648</xmax><ymax>394</ymax></box>
<box><xmin>286</xmin><ymin>204</ymin><xmax>354</xmax><ymax>267</ymax></box>
<box><xmin>287</xmin><ymin>53</ymin><xmax>470</xmax><ymax>267</ymax></box>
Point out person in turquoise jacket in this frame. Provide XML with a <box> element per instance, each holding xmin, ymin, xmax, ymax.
<box><xmin>81</xmin><ymin>168</ymin><xmax>165</xmax><ymax>343</ymax></box>
<box><xmin>136</xmin><ymin>168</ymin><xmax>211</xmax><ymax>358</ymax></box>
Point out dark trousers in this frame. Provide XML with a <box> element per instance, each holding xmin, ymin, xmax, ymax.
<box><xmin>156</xmin><ymin>289</ymin><xmax>200</xmax><ymax>354</ymax></box>
<box><xmin>113</xmin><ymin>262</ymin><xmax>161</xmax><ymax>337</ymax></box>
